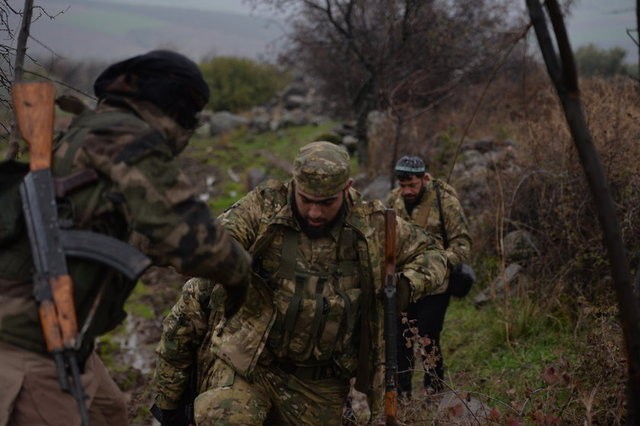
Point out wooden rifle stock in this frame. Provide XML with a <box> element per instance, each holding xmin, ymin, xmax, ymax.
<box><xmin>13</xmin><ymin>82</ymin><xmax>89</xmax><ymax>426</ymax></box>
<box><xmin>12</xmin><ymin>82</ymin><xmax>56</xmax><ymax>171</ymax></box>
<box><xmin>383</xmin><ymin>209</ymin><xmax>399</xmax><ymax>425</ymax></box>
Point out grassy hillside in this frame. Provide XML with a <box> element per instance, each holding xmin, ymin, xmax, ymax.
<box><xmin>183</xmin><ymin>121</ymin><xmax>345</xmax><ymax>214</ymax></box>
<box><xmin>105</xmin><ymin>86</ymin><xmax>631</xmax><ymax>423</ymax></box>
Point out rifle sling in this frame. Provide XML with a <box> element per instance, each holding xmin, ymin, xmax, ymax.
<box><xmin>54</xmin><ymin>169</ymin><xmax>99</xmax><ymax>199</ymax></box>
<box><xmin>434</xmin><ymin>182</ymin><xmax>449</xmax><ymax>249</ymax></box>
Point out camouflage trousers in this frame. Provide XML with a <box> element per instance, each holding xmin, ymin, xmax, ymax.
<box><xmin>194</xmin><ymin>358</ymin><xmax>350</xmax><ymax>425</ymax></box>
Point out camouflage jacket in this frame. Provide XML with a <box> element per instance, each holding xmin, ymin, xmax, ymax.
<box><xmin>387</xmin><ymin>178</ymin><xmax>471</xmax><ymax>283</ymax></box>
<box><xmin>0</xmin><ymin>96</ymin><xmax>250</xmax><ymax>360</ymax></box>
<box><xmin>154</xmin><ymin>179</ymin><xmax>447</xmax><ymax>414</ymax></box>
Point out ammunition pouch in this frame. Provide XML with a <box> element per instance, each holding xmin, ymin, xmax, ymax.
<box><xmin>274</xmin><ymin>359</ymin><xmax>340</xmax><ymax>381</ymax></box>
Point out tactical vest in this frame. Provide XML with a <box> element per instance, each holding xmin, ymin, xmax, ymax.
<box><xmin>264</xmin><ymin>225</ymin><xmax>363</xmax><ymax>364</ymax></box>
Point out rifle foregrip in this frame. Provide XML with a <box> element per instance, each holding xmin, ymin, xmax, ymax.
<box><xmin>384</xmin><ymin>390</ymin><xmax>398</xmax><ymax>425</ymax></box>
<box><xmin>38</xmin><ymin>300</ymin><xmax>64</xmax><ymax>352</ymax></box>
<box><xmin>384</xmin><ymin>210</ymin><xmax>397</xmax><ymax>276</ymax></box>
<box><xmin>51</xmin><ymin>275</ymin><xmax>78</xmax><ymax>347</ymax></box>
<box><xmin>11</xmin><ymin>82</ymin><xmax>57</xmax><ymax>171</ymax></box>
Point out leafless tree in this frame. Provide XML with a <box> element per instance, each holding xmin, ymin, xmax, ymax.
<box><xmin>248</xmin><ymin>0</ymin><xmax>520</xmax><ymax>168</ymax></box>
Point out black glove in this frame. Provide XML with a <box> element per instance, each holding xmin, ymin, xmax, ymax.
<box><xmin>396</xmin><ymin>275</ymin><xmax>411</xmax><ymax>313</ymax></box>
<box><xmin>448</xmin><ymin>263</ymin><xmax>476</xmax><ymax>298</ymax></box>
<box><xmin>149</xmin><ymin>404</ymin><xmax>189</xmax><ymax>426</ymax></box>
<box><xmin>224</xmin><ymin>282</ymin><xmax>248</xmax><ymax>318</ymax></box>
<box><xmin>162</xmin><ymin>408</ymin><xmax>190</xmax><ymax>426</ymax></box>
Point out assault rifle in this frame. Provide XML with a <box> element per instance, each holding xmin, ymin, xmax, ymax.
<box><xmin>383</xmin><ymin>209</ymin><xmax>399</xmax><ymax>426</ymax></box>
<box><xmin>13</xmin><ymin>82</ymin><xmax>151</xmax><ymax>425</ymax></box>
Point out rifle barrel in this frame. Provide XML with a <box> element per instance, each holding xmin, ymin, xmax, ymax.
<box><xmin>383</xmin><ymin>209</ymin><xmax>399</xmax><ymax>425</ymax></box>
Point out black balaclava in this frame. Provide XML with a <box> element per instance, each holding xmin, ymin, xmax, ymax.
<box><xmin>93</xmin><ymin>50</ymin><xmax>210</xmax><ymax>130</ymax></box>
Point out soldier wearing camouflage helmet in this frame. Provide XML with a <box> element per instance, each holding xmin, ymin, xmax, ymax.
<box><xmin>153</xmin><ymin>141</ymin><xmax>448</xmax><ymax>425</ymax></box>
<box><xmin>0</xmin><ymin>50</ymin><xmax>251</xmax><ymax>426</ymax></box>
<box><xmin>386</xmin><ymin>155</ymin><xmax>473</xmax><ymax>400</ymax></box>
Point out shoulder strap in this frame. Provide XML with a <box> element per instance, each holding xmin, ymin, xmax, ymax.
<box><xmin>413</xmin><ymin>189</ymin><xmax>436</xmax><ymax>229</ymax></box>
<box><xmin>434</xmin><ymin>182</ymin><xmax>449</xmax><ymax>249</ymax></box>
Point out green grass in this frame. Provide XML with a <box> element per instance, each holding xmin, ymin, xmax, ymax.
<box><xmin>124</xmin><ymin>281</ymin><xmax>155</xmax><ymax>320</ymax></box>
<box><xmin>191</xmin><ymin>122</ymin><xmax>339</xmax><ymax>166</ymax></box>
<box><xmin>442</xmin><ymin>295</ymin><xmax>578</xmax><ymax>415</ymax></box>
<box><xmin>189</xmin><ymin>121</ymin><xmax>343</xmax><ymax>214</ymax></box>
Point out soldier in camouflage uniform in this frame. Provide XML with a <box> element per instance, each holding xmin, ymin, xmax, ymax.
<box><xmin>153</xmin><ymin>142</ymin><xmax>448</xmax><ymax>425</ymax></box>
<box><xmin>386</xmin><ymin>155</ymin><xmax>472</xmax><ymax>399</ymax></box>
<box><xmin>0</xmin><ymin>50</ymin><xmax>250</xmax><ymax>426</ymax></box>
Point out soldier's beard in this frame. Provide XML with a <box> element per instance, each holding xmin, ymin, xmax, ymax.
<box><xmin>403</xmin><ymin>185</ymin><xmax>426</xmax><ymax>207</ymax></box>
<box><xmin>292</xmin><ymin>197</ymin><xmax>347</xmax><ymax>239</ymax></box>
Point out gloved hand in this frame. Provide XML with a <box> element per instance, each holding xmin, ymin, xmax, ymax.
<box><xmin>396</xmin><ymin>275</ymin><xmax>411</xmax><ymax>313</ymax></box>
<box><xmin>159</xmin><ymin>408</ymin><xmax>189</xmax><ymax>426</ymax></box>
<box><xmin>224</xmin><ymin>281</ymin><xmax>248</xmax><ymax>318</ymax></box>
<box><xmin>448</xmin><ymin>263</ymin><xmax>476</xmax><ymax>298</ymax></box>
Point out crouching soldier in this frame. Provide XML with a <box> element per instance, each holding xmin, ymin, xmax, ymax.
<box><xmin>153</xmin><ymin>142</ymin><xmax>448</xmax><ymax>425</ymax></box>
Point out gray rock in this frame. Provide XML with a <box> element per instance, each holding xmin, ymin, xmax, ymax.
<box><xmin>209</xmin><ymin>111</ymin><xmax>248</xmax><ymax>136</ymax></box>
<box><xmin>281</xmin><ymin>109</ymin><xmax>309</xmax><ymax>127</ymax></box>
<box><xmin>246</xmin><ymin>168</ymin><xmax>268</xmax><ymax>191</ymax></box>
<box><xmin>342</xmin><ymin>135</ymin><xmax>359</xmax><ymax>153</ymax></box>
<box><xmin>503</xmin><ymin>230</ymin><xmax>539</xmax><ymax>262</ymax></box>
<box><xmin>474</xmin><ymin>262</ymin><xmax>531</xmax><ymax>307</ymax></box>
<box><xmin>434</xmin><ymin>390</ymin><xmax>493</xmax><ymax>425</ymax></box>
<box><xmin>360</xmin><ymin>175</ymin><xmax>393</xmax><ymax>202</ymax></box>
<box><xmin>284</xmin><ymin>94</ymin><xmax>309</xmax><ymax>110</ymax></box>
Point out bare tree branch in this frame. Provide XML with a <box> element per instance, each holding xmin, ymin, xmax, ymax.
<box><xmin>6</xmin><ymin>0</ymin><xmax>33</xmax><ymax>160</ymax></box>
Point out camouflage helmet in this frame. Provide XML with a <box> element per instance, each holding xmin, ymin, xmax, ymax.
<box><xmin>293</xmin><ymin>141</ymin><xmax>351</xmax><ymax>197</ymax></box>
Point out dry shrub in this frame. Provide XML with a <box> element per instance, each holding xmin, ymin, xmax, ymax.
<box><xmin>508</xmin><ymin>77</ymin><xmax>640</xmax><ymax>296</ymax></box>
<box><xmin>486</xmin><ymin>76</ymin><xmax>637</xmax><ymax>424</ymax></box>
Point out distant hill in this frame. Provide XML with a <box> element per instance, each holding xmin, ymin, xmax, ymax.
<box><xmin>20</xmin><ymin>0</ymin><xmax>285</xmax><ymax>62</ymax></box>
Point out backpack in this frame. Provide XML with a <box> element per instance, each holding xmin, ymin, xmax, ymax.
<box><xmin>0</xmin><ymin>160</ymin><xmax>29</xmax><ymax>245</ymax></box>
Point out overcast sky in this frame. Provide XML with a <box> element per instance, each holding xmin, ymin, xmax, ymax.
<box><xmin>104</xmin><ymin>0</ymin><xmax>637</xmax><ymax>60</ymax></box>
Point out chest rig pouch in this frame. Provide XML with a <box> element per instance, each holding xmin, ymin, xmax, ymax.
<box><xmin>267</xmin><ymin>226</ymin><xmax>362</xmax><ymax>363</ymax></box>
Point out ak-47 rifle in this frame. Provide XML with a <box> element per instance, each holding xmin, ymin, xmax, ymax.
<box><xmin>13</xmin><ymin>82</ymin><xmax>151</xmax><ymax>425</ymax></box>
<box><xmin>383</xmin><ymin>209</ymin><xmax>398</xmax><ymax>426</ymax></box>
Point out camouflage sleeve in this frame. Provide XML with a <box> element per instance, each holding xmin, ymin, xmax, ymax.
<box><xmin>386</xmin><ymin>188</ymin><xmax>413</xmax><ymax>224</ymax></box>
<box><xmin>217</xmin><ymin>182</ymin><xmax>279</xmax><ymax>249</ymax></box>
<box><xmin>81</xmin><ymin>129</ymin><xmax>251</xmax><ymax>287</ymax></box>
<box><xmin>384</xmin><ymin>190</ymin><xmax>396</xmax><ymax>207</ymax></box>
<box><xmin>440</xmin><ymin>187</ymin><xmax>472</xmax><ymax>266</ymax></box>
<box><xmin>153</xmin><ymin>277</ymin><xmax>215</xmax><ymax>409</ymax></box>
<box><xmin>395</xmin><ymin>216</ymin><xmax>448</xmax><ymax>299</ymax></box>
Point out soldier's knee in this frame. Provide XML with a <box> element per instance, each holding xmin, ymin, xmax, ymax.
<box><xmin>194</xmin><ymin>389</ymin><xmax>265</xmax><ymax>426</ymax></box>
